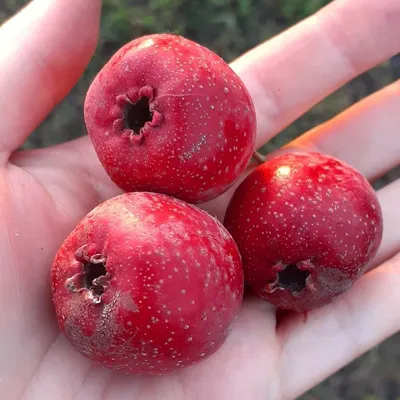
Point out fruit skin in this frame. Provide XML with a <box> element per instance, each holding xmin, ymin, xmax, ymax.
<box><xmin>84</xmin><ymin>33</ymin><xmax>256</xmax><ymax>204</ymax></box>
<box><xmin>51</xmin><ymin>192</ymin><xmax>243</xmax><ymax>375</ymax></box>
<box><xmin>223</xmin><ymin>151</ymin><xmax>383</xmax><ymax>312</ymax></box>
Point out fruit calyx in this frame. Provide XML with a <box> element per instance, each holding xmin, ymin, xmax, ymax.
<box><xmin>266</xmin><ymin>260</ymin><xmax>315</xmax><ymax>296</ymax></box>
<box><xmin>113</xmin><ymin>86</ymin><xmax>162</xmax><ymax>144</ymax></box>
<box><xmin>65</xmin><ymin>245</ymin><xmax>110</xmax><ymax>304</ymax></box>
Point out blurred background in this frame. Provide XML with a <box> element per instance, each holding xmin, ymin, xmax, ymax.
<box><xmin>1</xmin><ymin>0</ymin><xmax>399</xmax><ymax>398</ymax></box>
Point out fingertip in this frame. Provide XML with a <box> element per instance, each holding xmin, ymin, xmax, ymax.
<box><xmin>0</xmin><ymin>0</ymin><xmax>102</xmax><ymax>156</ymax></box>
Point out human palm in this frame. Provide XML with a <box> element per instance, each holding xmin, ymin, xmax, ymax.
<box><xmin>1</xmin><ymin>1</ymin><xmax>399</xmax><ymax>399</ymax></box>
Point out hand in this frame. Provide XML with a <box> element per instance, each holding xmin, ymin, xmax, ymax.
<box><xmin>0</xmin><ymin>0</ymin><xmax>399</xmax><ymax>399</ymax></box>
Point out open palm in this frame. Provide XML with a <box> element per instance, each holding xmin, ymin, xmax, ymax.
<box><xmin>1</xmin><ymin>1</ymin><xmax>399</xmax><ymax>399</ymax></box>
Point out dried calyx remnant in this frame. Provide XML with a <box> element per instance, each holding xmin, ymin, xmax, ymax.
<box><xmin>277</xmin><ymin>265</ymin><xmax>310</xmax><ymax>294</ymax></box>
<box><xmin>125</xmin><ymin>97</ymin><xmax>153</xmax><ymax>133</ymax></box>
<box><xmin>113</xmin><ymin>87</ymin><xmax>162</xmax><ymax>143</ymax></box>
<box><xmin>83</xmin><ymin>257</ymin><xmax>108</xmax><ymax>296</ymax></box>
<box><xmin>65</xmin><ymin>246</ymin><xmax>110</xmax><ymax>304</ymax></box>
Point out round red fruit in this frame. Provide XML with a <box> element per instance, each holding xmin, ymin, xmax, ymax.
<box><xmin>51</xmin><ymin>192</ymin><xmax>244</xmax><ymax>375</ymax></box>
<box><xmin>84</xmin><ymin>33</ymin><xmax>257</xmax><ymax>204</ymax></box>
<box><xmin>223</xmin><ymin>151</ymin><xmax>383</xmax><ymax>312</ymax></box>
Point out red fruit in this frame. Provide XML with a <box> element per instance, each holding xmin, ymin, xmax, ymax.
<box><xmin>223</xmin><ymin>151</ymin><xmax>383</xmax><ymax>312</ymax></box>
<box><xmin>84</xmin><ymin>33</ymin><xmax>256</xmax><ymax>204</ymax></box>
<box><xmin>51</xmin><ymin>192</ymin><xmax>243</xmax><ymax>375</ymax></box>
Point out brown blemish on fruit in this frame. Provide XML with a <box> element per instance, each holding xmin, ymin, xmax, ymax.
<box><xmin>64</xmin><ymin>292</ymin><xmax>121</xmax><ymax>358</ymax></box>
<box><xmin>64</xmin><ymin>290</ymin><xmax>142</xmax><ymax>366</ymax></box>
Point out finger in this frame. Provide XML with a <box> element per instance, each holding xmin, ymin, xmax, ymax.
<box><xmin>370</xmin><ymin>180</ymin><xmax>400</xmax><ymax>268</ymax></box>
<box><xmin>0</xmin><ymin>0</ymin><xmax>101</xmax><ymax>161</ymax></box>
<box><xmin>11</xmin><ymin>135</ymin><xmax>122</xmax><ymax>206</ymax></box>
<box><xmin>96</xmin><ymin>298</ymin><xmax>279</xmax><ymax>400</ymax></box>
<box><xmin>202</xmin><ymin>80</ymin><xmax>400</xmax><ymax>221</ymax></box>
<box><xmin>287</xmin><ymin>80</ymin><xmax>400</xmax><ymax>181</ymax></box>
<box><xmin>229</xmin><ymin>0</ymin><xmax>400</xmax><ymax>149</ymax></box>
<box><xmin>18</xmin><ymin>334</ymin><xmax>100</xmax><ymax>400</ymax></box>
<box><xmin>181</xmin><ymin>298</ymin><xmax>279</xmax><ymax>400</ymax></box>
<box><xmin>277</xmin><ymin>251</ymin><xmax>400</xmax><ymax>400</ymax></box>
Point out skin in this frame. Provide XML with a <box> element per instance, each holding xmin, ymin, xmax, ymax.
<box><xmin>224</xmin><ymin>152</ymin><xmax>383</xmax><ymax>312</ymax></box>
<box><xmin>0</xmin><ymin>0</ymin><xmax>399</xmax><ymax>399</ymax></box>
<box><xmin>51</xmin><ymin>192</ymin><xmax>243</xmax><ymax>374</ymax></box>
<box><xmin>84</xmin><ymin>33</ymin><xmax>257</xmax><ymax>204</ymax></box>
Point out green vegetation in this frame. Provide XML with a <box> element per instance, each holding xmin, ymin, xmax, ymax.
<box><xmin>281</xmin><ymin>0</ymin><xmax>330</xmax><ymax>21</ymax></box>
<box><xmin>0</xmin><ymin>0</ymin><xmax>394</xmax><ymax>157</ymax></box>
